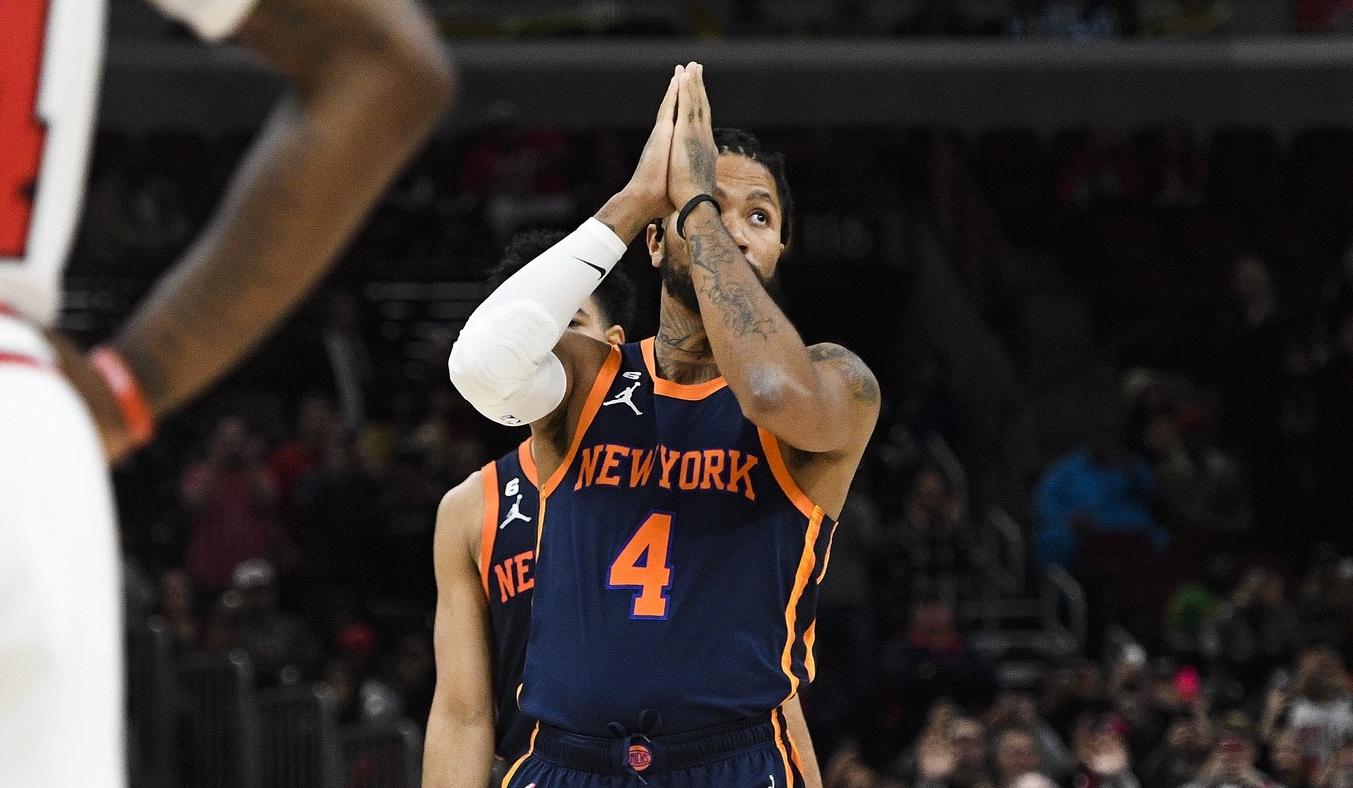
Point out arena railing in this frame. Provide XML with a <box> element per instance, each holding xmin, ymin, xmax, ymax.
<box><xmin>178</xmin><ymin>649</ymin><xmax>262</xmax><ymax>788</ymax></box>
<box><xmin>127</xmin><ymin>616</ymin><xmax>177</xmax><ymax>788</ymax></box>
<box><xmin>1042</xmin><ymin>564</ymin><xmax>1089</xmax><ymax>654</ymax></box>
<box><xmin>258</xmin><ymin>683</ymin><xmax>345</xmax><ymax>788</ymax></box>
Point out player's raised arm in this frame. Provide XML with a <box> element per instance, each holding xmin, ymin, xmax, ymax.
<box><xmin>665</xmin><ymin>64</ymin><xmax>879</xmax><ymax>455</ymax></box>
<box><xmin>447</xmin><ymin>70</ymin><xmax>679</xmax><ymax>433</ymax></box>
<box><xmin>89</xmin><ymin>0</ymin><xmax>453</xmax><ymax>458</ymax></box>
<box><xmin>424</xmin><ymin>477</ymin><xmax>495</xmax><ymax>787</ymax></box>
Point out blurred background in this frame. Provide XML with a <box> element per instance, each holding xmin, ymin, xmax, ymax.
<box><xmin>96</xmin><ymin>1</ymin><xmax>1353</xmax><ymax>786</ymax></box>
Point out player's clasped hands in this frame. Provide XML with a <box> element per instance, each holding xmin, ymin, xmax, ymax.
<box><xmin>622</xmin><ymin>63</ymin><xmax>719</xmax><ymax>227</ymax></box>
<box><xmin>666</xmin><ymin>62</ymin><xmax>718</xmax><ymax>209</ymax></box>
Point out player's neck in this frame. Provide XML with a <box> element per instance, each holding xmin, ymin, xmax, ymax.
<box><xmin>655</xmin><ymin>293</ymin><xmax>721</xmax><ymax>385</ymax></box>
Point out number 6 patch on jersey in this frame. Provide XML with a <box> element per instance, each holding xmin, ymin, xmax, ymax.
<box><xmin>606</xmin><ymin>512</ymin><xmax>674</xmax><ymax>619</ymax></box>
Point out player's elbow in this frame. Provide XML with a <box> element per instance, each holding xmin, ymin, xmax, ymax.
<box><xmin>369</xmin><ymin>40</ymin><xmax>457</xmax><ymax>131</ymax></box>
<box><xmin>737</xmin><ymin>367</ymin><xmax>810</xmax><ymax>424</ymax></box>
<box><xmin>394</xmin><ymin>40</ymin><xmax>458</xmax><ymax>115</ymax></box>
<box><xmin>448</xmin><ymin>333</ymin><xmax>566</xmax><ymax>427</ymax></box>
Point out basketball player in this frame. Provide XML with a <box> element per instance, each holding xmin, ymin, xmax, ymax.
<box><xmin>0</xmin><ymin>0</ymin><xmax>452</xmax><ymax>784</ymax></box>
<box><xmin>425</xmin><ymin>230</ymin><xmax>827</xmax><ymax>787</ymax></box>
<box><xmin>448</xmin><ymin>64</ymin><xmax>876</xmax><ymax>787</ymax></box>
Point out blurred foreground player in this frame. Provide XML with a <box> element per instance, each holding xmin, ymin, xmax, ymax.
<box><xmin>423</xmin><ymin>231</ymin><xmax>825</xmax><ymax>787</ymax></box>
<box><xmin>0</xmin><ymin>0</ymin><xmax>453</xmax><ymax>784</ymax></box>
<box><xmin>449</xmin><ymin>64</ymin><xmax>874</xmax><ymax>787</ymax></box>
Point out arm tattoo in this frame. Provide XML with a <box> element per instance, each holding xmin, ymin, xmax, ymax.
<box><xmin>809</xmin><ymin>344</ymin><xmax>881</xmax><ymax>405</ymax></box>
<box><xmin>688</xmin><ymin>233</ymin><xmax>777</xmax><ymax>341</ymax></box>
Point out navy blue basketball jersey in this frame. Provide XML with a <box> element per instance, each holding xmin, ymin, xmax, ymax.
<box><xmin>519</xmin><ymin>338</ymin><xmax>839</xmax><ymax>736</ymax></box>
<box><xmin>478</xmin><ymin>439</ymin><xmax>539</xmax><ymax>761</ymax></box>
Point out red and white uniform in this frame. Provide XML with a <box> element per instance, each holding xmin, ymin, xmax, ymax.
<box><xmin>0</xmin><ymin>0</ymin><xmax>255</xmax><ymax>784</ymax></box>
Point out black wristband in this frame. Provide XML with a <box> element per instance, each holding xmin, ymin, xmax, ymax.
<box><xmin>676</xmin><ymin>194</ymin><xmax>721</xmax><ymax>239</ymax></box>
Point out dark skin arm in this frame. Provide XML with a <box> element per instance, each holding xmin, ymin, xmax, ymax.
<box><xmin>81</xmin><ymin>0</ymin><xmax>454</xmax><ymax>461</ymax></box>
<box><xmin>665</xmin><ymin>64</ymin><xmax>879</xmax><ymax>456</ymax></box>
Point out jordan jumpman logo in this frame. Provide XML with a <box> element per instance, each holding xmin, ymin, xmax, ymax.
<box><xmin>602</xmin><ymin>381</ymin><xmax>643</xmax><ymax>415</ymax></box>
<box><xmin>499</xmin><ymin>495</ymin><xmax>531</xmax><ymax>529</ymax></box>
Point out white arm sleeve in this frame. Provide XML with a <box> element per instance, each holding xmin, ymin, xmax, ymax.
<box><xmin>145</xmin><ymin>0</ymin><xmax>260</xmax><ymax>40</ymax></box>
<box><xmin>448</xmin><ymin>217</ymin><xmax>627</xmax><ymax>426</ymax></box>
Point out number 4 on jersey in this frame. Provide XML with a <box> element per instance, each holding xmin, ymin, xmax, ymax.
<box><xmin>607</xmin><ymin>512</ymin><xmax>674</xmax><ymax>619</ymax></box>
<box><xmin>0</xmin><ymin>0</ymin><xmax>51</xmax><ymax>257</ymax></box>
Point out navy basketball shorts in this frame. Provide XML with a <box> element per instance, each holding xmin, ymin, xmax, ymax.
<box><xmin>502</xmin><ymin>709</ymin><xmax>807</xmax><ymax>788</ymax></box>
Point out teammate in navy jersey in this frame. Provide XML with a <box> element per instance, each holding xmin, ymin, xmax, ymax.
<box><xmin>448</xmin><ymin>65</ymin><xmax>876</xmax><ymax>787</ymax></box>
<box><xmin>426</xmin><ymin>231</ymin><xmax>824</xmax><ymax>787</ymax></box>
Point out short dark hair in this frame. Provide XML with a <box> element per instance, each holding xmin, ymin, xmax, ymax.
<box><xmin>714</xmin><ymin>128</ymin><xmax>794</xmax><ymax>247</ymax></box>
<box><xmin>487</xmin><ymin>229</ymin><xmax>635</xmax><ymax>332</ymax></box>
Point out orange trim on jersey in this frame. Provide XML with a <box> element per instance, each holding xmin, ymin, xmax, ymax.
<box><xmin>771</xmin><ymin>708</ymin><xmax>795</xmax><ymax>786</ymax></box>
<box><xmin>757</xmin><ymin>427</ymin><xmax>818</xmax><ymax>519</ymax></box>
<box><xmin>478</xmin><ymin>462</ymin><xmax>500</xmax><ymax>600</ymax></box>
<box><xmin>817</xmin><ymin>521</ymin><xmax>839</xmax><ymax>583</ymax></box>
<box><xmin>781</xmin><ymin>705</ymin><xmax>808</xmax><ymax>777</ymax></box>
<box><xmin>780</xmin><ymin>506</ymin><xmax>824</xmax><ymax>701</ymax></box>
<box><xmin>804</xmin><ymin>621</ymin><xmax>818</xmax><ymax>682</ymax></box>
<box><xmin>540</xmin><ymin>346</ymin><xmax>622</xmax><ymax>497</ymax></box>
<box><xmin>640</xmin><ymin>336</ymin><xmax>728</xmax><ymax>400</ymax></box>
<box><xmin>500</xmin><ymin>721</ymin><xmax>539</xmax><ymax>787</ymax></box>
<box><xmin>518</xmin><ymin>438</ymin><xmax>538</xmax><ymax>487</ymax></box>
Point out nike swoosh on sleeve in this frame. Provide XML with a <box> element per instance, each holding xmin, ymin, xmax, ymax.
<box><xmin>573</xmin><ymin>256</ymin><xmax>606</xmax><ymax>279</ymax></box>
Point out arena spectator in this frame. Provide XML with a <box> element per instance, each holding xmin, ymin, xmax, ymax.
<box><xmin>1315</xmin><ymin>737</ymin><xmax>1353</xmax><ymax>788</ymax></box>
<box><xmin>1181</xmin><ymin>712</ymin><xmax>1279</xmax><ymax>788</ymax></box>
<box><xmin>268</xmin><ymin>394</ymin><xmax>339</xmax><ymax>533</ymax></box>
<box><xmin>987</xmin><ymin>692</ymin><xmax>1077</xmax><ymax>780</ymax></box>
<box><xmin>1268</xmin><ymin>729</ymin><xmax>1318</xmax><ymax>788</ymax></box>
<box><xmin>1141</xmin><ymin>710</ymin><xmax>1215</xmax><ymax>788</ymax></box>
<box><xmin>994</xmin><ymin>726</ymin><xmax>1045</xmax><ymax>787</ymax></box>
<box><xmin>1201</xmin><ymin>567</ymin><xmax>1301</xmax><ymax>689</ymax></box>
<box><xmin>1068</xmin><ymin>711</ymin><xmax>1143</xmax><ymax>788</ymax></box>
<box><xmin>904</xmin><ymin>708</ymin><xmax>996</xmax><ymax>788</ymax></box>
<box><xmin>1035</xmin><ymin>410</ymin><xmax>1164</xmax><ymax>572</ymax></box>
<box><xmin>372</xmin><ymin>444</ymin><xmax>441</xmax><ymax>605</ymax></box>
<box><xmin>293</xmin><ymin>429</ymin><xmax>381</xmax><ymax>618</ymax></box>
<box><xmin>233</xmin><ymin>559</ymin><xmax>321</xmax><ymax>686</ymax></box>
<box><xmin>1281</xmin><ymin>648</ymin><xmax>1353</xmax><ymax>770</ymax></box>
<box><xmin>892</xmin><ymin>466</ymin><xmax>979</xmax><ymax>605</ymax></box>
<box><xmin>885</xmin><ymin>598</ymin><xmax>997</xmax><ymax>745</ymax></box>
<box><xmin>181</xmin><ymin>416</ymin><xmax>282</xmax><ymax>593</ymax></box>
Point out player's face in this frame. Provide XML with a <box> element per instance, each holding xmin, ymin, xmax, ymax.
<box><xmin>569</xmin><ymin>297</ymin><xmax>625</xmax><ymax>345</ymax></box>
<box><xmin>649</xmin><ymin>154</ymin><xmax>786</xmax><ymax>315</ymax></box>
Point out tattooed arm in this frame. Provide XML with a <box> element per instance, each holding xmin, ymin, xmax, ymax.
<box><xmin>95</xmin><ymin>0</ymin><xmax>452</xmax><ymax>456</ymax></box>
<box><xmin>665</xmin><ymin>64</ymin><xmax>879</xmax><ymax>454</ymax></box>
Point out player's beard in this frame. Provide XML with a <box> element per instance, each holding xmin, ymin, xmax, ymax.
<box><xmin>658</xmin><ymin>248</ymin><xmax>785</xmax><ymax>319</ymax></box>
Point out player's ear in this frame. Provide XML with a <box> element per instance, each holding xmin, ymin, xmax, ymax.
<box><xmin>646</xmin><ymin>221</ymin><xmax>665</xmax><ymax>269</ymax></box>
<box><xmin>606</xmin><ymin>325</ymin><xmax>626</xmax><ymax>345</ymax></box>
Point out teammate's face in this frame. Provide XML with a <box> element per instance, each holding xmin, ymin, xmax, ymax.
<box><xmin>648</xmin><ymin>154</ymin><xmax>787</xmax><ymax>314</ymax></box>
<box><xmin>569</xmin><ymin>297</ymin><xmax>625</xmax><ymax>345</ymax></box>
